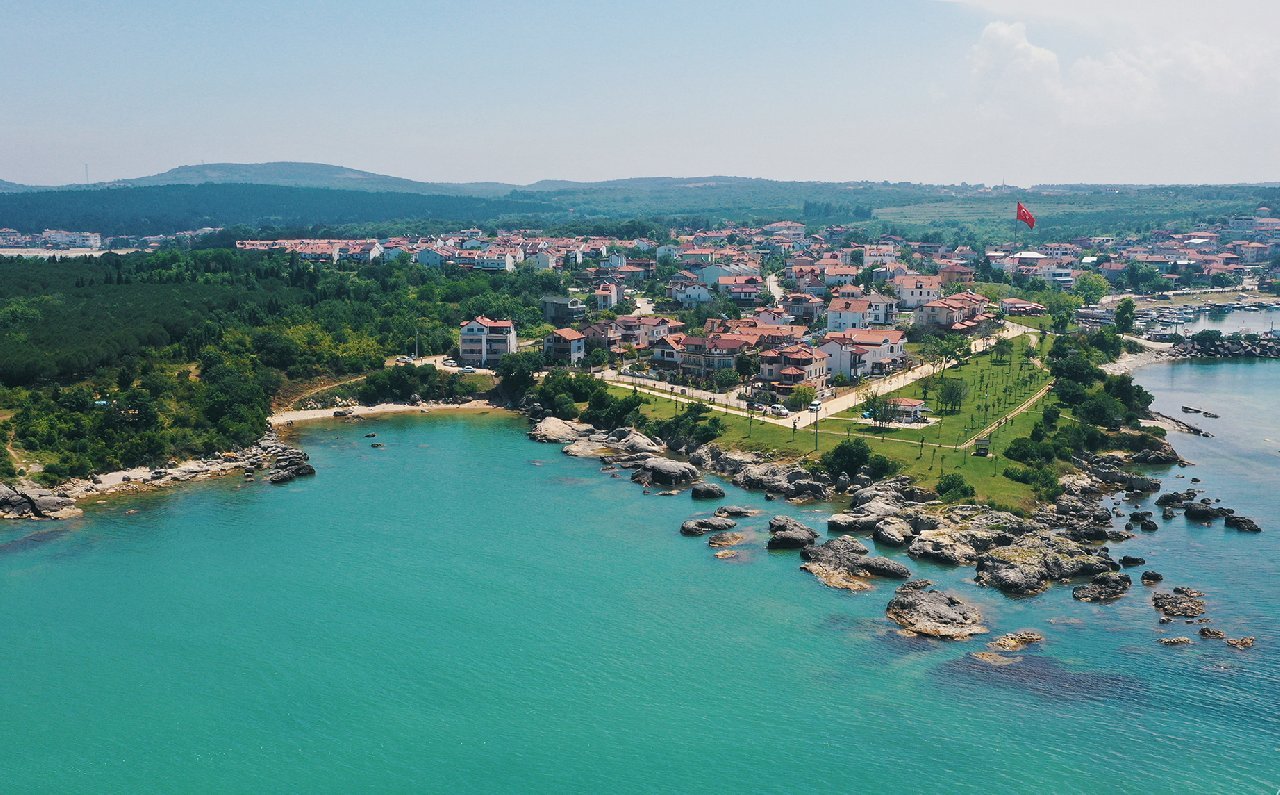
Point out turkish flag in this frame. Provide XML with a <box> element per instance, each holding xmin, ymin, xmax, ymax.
<box><xmin>1016</xmin><ymin>202</ymin><xmax>1036</xmax><ymax>230</ymax></box>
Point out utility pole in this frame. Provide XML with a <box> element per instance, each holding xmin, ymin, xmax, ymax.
<box><xmin>813</xmin><ymin>405</ymin><xmax>820</xmax><ymax>451</ymax></box>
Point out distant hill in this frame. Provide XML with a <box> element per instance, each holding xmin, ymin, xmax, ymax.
<box><xmin>0</xmin><ymin>183</ymin><xmax>555</xmax><ymax>236</ymax></box>
<box><xmin>0</xmin><ymin>162</ymin><xmax>516</xmax><ymax>198</ymax></box>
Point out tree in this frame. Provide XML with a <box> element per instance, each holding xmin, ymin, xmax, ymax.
<box><xmin>937</xmin><ymin>377</ymin><xmax>969</xmax><ymax>414</ymax></box>
<box><xmin>586</xmin><ymin>347</ymin><xmax>609</xmax><ymax>369</ymax></box>
<box><xmin>785</xmin><ymin>386</ymin><xmax>817</xmax><ymax>411</ymax></box>
<box><xmin>863</xmin><ymin>392</ymin><xmax>893</xmax><ymax>429</ymax></box>
<box><xmin>820</xmin><ymin>438</ymin><xmax>872</xmax><ymax>478</ymax></box>
<box><xmin>1114</xmin><ymin>297</ymin><xmax>1136</xmax><ymax>334</ymax></box>
<box><xmin>734</xmin><ymin>352</ymin><xmax>759</xmax><ymax>385</ymax></box>
<box><xmin>494</xmin><ymin>350</ymin><xmax>543</xmax><ymax>399</ymax></box>
<box><xmin>1072</xmin><ymin>272</ymin><xmax>1110</xmax><ymax>306</ymax></box>
<box><xmin>936</xmin><ymin>473</ymin><xmax>975</xmax><ymax>502</ymax></box>
<box><xmin>991</xmin><ymin>337</ymin><xmax>1013</xmax><ymax>364</ymax></box>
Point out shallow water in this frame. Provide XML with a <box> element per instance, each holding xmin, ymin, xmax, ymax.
<box><xmin>1</xmin><ymin>394</ymin><xmax>1277</xmax><ymax>792</ymax></box>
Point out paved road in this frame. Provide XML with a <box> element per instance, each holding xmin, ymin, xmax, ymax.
<box><xmin>765</xmin><ymin>273</ymin><xmax>783</xmax><ymax>302</ymax></box>
<box><xmin>634</xmin><ymin>295</ymin><xmax>656</xmax><ymax>316</ymax></box>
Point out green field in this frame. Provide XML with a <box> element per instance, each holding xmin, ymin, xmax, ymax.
<box><xmin>833</xmin><ymin>339</ymin><xmax>1052</xmax><ymax>447</ymax></box>
<box><xmin>611</xmin><ymin>380</ymin><xmax>1053</xmax><ymax>512</ymax></box>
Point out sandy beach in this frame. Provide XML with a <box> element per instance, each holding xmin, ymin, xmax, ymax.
<box><xmin>52</xmin><ymin>400</ymin><xmax>508</xmax><ymax>510</ymax></box>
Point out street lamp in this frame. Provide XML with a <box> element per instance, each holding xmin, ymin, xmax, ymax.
<box><xmin>812</xmin><ymin>403</ymin><xmax>820</xmax><ymax>451</ymax></box>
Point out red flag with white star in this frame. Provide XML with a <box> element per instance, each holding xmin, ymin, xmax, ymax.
<box><xmin>1016</xmin><ymin>202</ymin><xmax>1036</xmax><ymax>230</ymax></box>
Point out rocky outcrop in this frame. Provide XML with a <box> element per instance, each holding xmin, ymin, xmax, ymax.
<box><xmin>907</xmin><ymin>506</ymin><xmax>1044</xmax><ymax>567</ymax></box>
<box><xmin>0</xmin><ymin>484</ymin><xmax>80</xmax><ymax>520</ymax></box>
<box><xmin>988</xmin><ymin>631</ymin><xmax>1044</xmax><ymax>651</ymax></box>
<box><xmin>1141</xmin><ymin>570</ymin><xmax>1164</xmax><ymax>585</ymax></box>
<box><xmin>1225</xmin><ymin>636</ymin><xmax>1255</xmax><ymax>650</ymax></box>
<box><xmin>707</xmin><ymin>531</ymin><xmax>748</xmax><ymax>548</ymax></box>
<box><xmin>1184</xmin><ymin>502</ymin><xmax>1231</xmax><ymax>522</ymax></box>
<box><xmin>1153</xmin><ymin>589</ymin><xmax>1206</xmax><ymax>618</ymax></box>
<box><xmin>679</xmin><ymin>516</ymin><xmax>737</xmax><ymax>537</ymax></box>
<box><xmin>974</xmin><ymin>533</ymin><xmax>1115</xmax><ymax>595</ymax></box>
<box><xmin>1224</xmin><ymin>515</ymin><xmax>1262</xmax><ymax>533</ymax></box>
<box><xmin>766</xmin><ymin>515</ymin><xmax>818</xmax><ymax>549</ymax></box>
<box><xmin>1119</xmin><ymin>555</ymin><xmax>1146</xmax><ymax>567</ymax></box>
<box><xmin>689</xmin><ymin>444</ymin><xmax>832</xmax><ymax>501</ymax></box>
<box><xmin>801</xmin><ymin>534</ymin><xmax>869</xmax><ymax>565</ymax></box>
<box><xmin>528</xmin><ymin>416</ymin><xmax>591</xmax><ymax>443</ymax></box>
<box><xmin>885</xmin><ymin>580</ymin><xmax>988</xmax><ymax>640</ymax></box>
<box><xmin>1199</xmin><ymin>627</ymin><xmax>1226</xmax><ymax>639</ymax></box>
<box><xmin>691</xmin><ymin>482</ymin><xmax>726</xmax><ymax>500</ymax></box>
<box><xmin>715</xmin><ymin>505</ymin><xmax>760</xmax><ymax>518</ymax></box>
<box><xmin>1159</xmin><ymin>636</ymin><xmax>1192</xmax><ymax>646</ymax></box>
<box><xmin>873</xmin><ymin>516</ymin><xmax>917</xmax><ymax>547</ymax></box>
<box><xmin>631</xmin><ymin>457</ymin><xmax>699</xmax><ymax>487</ymax></box>
<box><xmin>1072</xmin><ymin>571</ymin><xmax>1132</xmax><ymax>602</ymax></box>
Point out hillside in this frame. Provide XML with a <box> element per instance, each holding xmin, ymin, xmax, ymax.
<box><xmin>0</xmin><ymin>183</ymin><xmax>555</xmax><ymax>236</ymax></box>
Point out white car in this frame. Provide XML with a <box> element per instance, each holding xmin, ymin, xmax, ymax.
<box><xmin>461</xmin><ymin>366</ymin><xmax>476</xmax><ymax>374</ymax></box>
<box><xmin>442</xmin><ymin>359</ymin><xmax>458</xmax><ymax>367</ymax></box>
<box><xmin>769</xmin><ymin>404</ymin><xmax>789</xmax><ymax>417</ymax></box>
<box><xmin>808</xmin><ymin>400</ymin><xmax>822</xmax><ymax>413</ymax></box>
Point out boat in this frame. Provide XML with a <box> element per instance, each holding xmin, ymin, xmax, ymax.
<box><xmin>1182</xmin><ymin>406</ymin><xmax>1203</xmax><ymax>414</ymax></box>
<box><xmin>1202</xmin><ymin>412</ymin><xmax>1220</xmax><ymax>419</ymax></box>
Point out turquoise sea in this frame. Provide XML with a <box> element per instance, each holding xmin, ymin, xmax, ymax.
<box><xmin>2</xmin><ymin>365</ymin><xmax>1278</xmax><ymax>792</ymax></box>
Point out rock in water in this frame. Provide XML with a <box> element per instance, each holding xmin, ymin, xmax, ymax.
<box><xmin>885</xmin><ymin>579</ymin><xmax>988</xmax><ymax>640</ymax></box>
<box><xmin>975</xmin><ymin>533</ymin><xmax>1115</xmax><ymax>595</ymax></box>
<box><xmin>1224</xmin><ymin>515</ymin><xmax>1262</xmax><ymax>533</ymax></box>
<box><xmin>1140</xmin><ymin>570</ymin><xmax>1164</xmax><ymax>585</ymax></box>
<box><xmin>988</xmin><ymin>631</ymin><xmax>1044</xmax><ymax>651</ymax></box>
<box><xmin>632</xmin><ymin>457</ymin><xmax>699</xmax><ymax>487</ymax></box>
<box><xmin>1158</xmin><ymin>636</ymin><xmax>1192</xmax><ymax>646</ymax></box>
<box><xmin>691</xmin><ymin>482</ymin><xmax>726</xmax><ymax>499</ymax></box>
<box><xmin>766</xmin><ymin>515</ymin><xmax>818</xmax><ymax>549</ymax></box>
<box><xmin>1152</xmin><ymin>590</ymin><xmax>1206</xmax><ymax>618</ymax></box>
<box><xmin>679</xmin><ymin>516</ymin><xmax>737</xmax><ymax>537</ymax></box>
<box><xmin>707</xmin><ymin>532</ymin><xmax>747</xmax><ymax>548</ymax></box>
<box><xmin>873</xmin><ymin>516</ymin><xmax>916</xmax><ymax>547</ymax></box>
<box><xmin>1072</xmin><ymin>571</ymin><xmax>1132</xmax><ymax>602</ymax></box>
<box><xmin>1225</xmin><ymin>636</ymin><xmax>1255</xmax><ymax>650</ymax></box>
<box><xmin>1198</xmin><ymin>627</ymin><xmax>1226</xmax><ymax>639</ymax></box>
<box><xmin>799</xmin><ymin>563</ymin><xmax>873</xmax><ymax>591</ymax></box>
<box><xmin>528</xmin><ymin>416</ymin><xmax>590</xmax><ymax>443</ymax></box>
<box><xmin>714</xmin><ymin>505</ymin><xmax>760</xmax><ymax>518</ymax></box>
<box><xmin>800</xmin><ymin>534</ymin><xmax>869</xmax><ymax>565</ymax></box>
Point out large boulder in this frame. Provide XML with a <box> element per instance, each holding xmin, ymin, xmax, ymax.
<box><xmin>885</xmin><ymin>580</ymin><xmax>988</xmax><ymax>640</ymax></box>
<box><xmin>873</xmin><ymin>516</ymin><xmax>916</xmax><ymax>547</ymax></box>
<box><xmin>691</xmin><ymin>482</ymin><xmax>726</xmax><ymax>500</ymax></box>
<box><xmin>800</xmin><ymin>535</ymin><xmax>869</xmax><ymax>567</ymax></box>
<box><xmin>632</xmin><ymin>457</ymin><xmax>699</xmax><ymax>487</ymax></box>
<box><xmin>1224</xmin><ymin>515</ymin><xmax>1262</xmax><ymax>533</ymax></box>
<box><xmin>975</xmin><ymin>533</ymin><xmax>1115</xmax><ymax>595</ymax></box>
<box><xmin>766</xmin><ymin>515</ymin><xmax>818</xmax><ymax>549</ymax></box>
<box><xmin>611</xmin><ymin>429</ymin><xmax>664</xmax><ymax>455</ymax></box>
<box><xmin>906</xmin><ymin>506</ymin><xmax>1040</xmax><ymax>567</ymax></box>
<box><xmin>528</xmin><ymin>416</ymin><xmax>591</xmax><ymax>443</ymax></box>
<box><xmin>680</xmin><ymin>516</ymin><xmax>738</xmax><ymax>537</ymax></box>
<box><xmin>1072</xmin><ymin>571</ymin><xmax>1133</xmax><ymax>602</ymax></box>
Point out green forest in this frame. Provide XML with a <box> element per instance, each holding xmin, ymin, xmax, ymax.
<box><xmin>0</xmin><ymin>250</ymin><xmax>563</xmax><ymax>484</ymax></box>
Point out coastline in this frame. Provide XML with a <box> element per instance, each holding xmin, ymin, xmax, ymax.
<box><xmin>32</xmin><ymin>400</ymin><xmax>510</xmax><ymax>515</ymax></box>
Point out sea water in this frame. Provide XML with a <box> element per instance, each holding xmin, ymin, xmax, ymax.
<box><xmin>1</xmin><ymin>396</ymin><xmax>1277</xmax><ymax>792</ymax></box>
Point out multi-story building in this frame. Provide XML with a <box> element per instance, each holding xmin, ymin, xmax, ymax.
<box><xmin>891</xmin><ymin>274</ymin><xmax>941</xmax><ymax>309</ymax></box>
<box><xmin>758</xmin><ymin>344</ymin><xmax>829</xmax><ymax>394</ymax></box>
<box><xmin>543</xmin><ymin>328</ymin><xmax>586</xmax><ymax>365</ymax></box>
<box><xmin>542</xmin><ymin>295</ymin><xmax>587</xmax><ymax>325</ymax></box>
<box><xmin>459</xmin><ymin>316</ymin><xmax>518</xmax><ymax>366</ymax></box>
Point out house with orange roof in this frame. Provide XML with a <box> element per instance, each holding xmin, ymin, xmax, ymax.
<box><xmin>543</xmin><ymin>327</ymin><xmax>586</xmax><ymax>365</ymax></box>
<box><xmin>758</xmin><ymin>344</ymin><xmax>829</xmax><ymax>394</ymax></box>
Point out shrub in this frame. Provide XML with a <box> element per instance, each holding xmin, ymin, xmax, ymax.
<box><xmin>936</xmin><ymin>473</ymin><xmax>975</xmax><ymax>502</ymax></box>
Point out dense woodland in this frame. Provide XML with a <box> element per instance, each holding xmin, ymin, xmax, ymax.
<box><xmin>0</xmin><ymin>250</ymin><xmax>562</xmax><ymax>483</ymax></box>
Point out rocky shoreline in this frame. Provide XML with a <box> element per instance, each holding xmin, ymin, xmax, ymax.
<box><xmin>525</xmin><ymin>409</ymin><xmax>1260</xmax><ymax>651</ymax></box>
<box><xmin>1</xmin><ymin>430</ymin><xmax>314</xmax><ymax>522</ymax></box>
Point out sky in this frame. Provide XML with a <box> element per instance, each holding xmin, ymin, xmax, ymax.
<box><xmin>2</xmin><ymin>0</ymin><xmax>1278</xmax><ymax>187</ymax></box>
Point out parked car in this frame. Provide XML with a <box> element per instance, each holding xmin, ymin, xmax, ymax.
<box><xmin>746</xmin><ymin>401</ymin><xmax>764</xmax><ymax>411</ymax></box>
<box><xmin>461</xmin><ymin>366</ymin><xmax>476</xmax><ymax>374</ymax></box>
<box><xmin>808</xmin><ymin>400</ymin><xmax>822</xmax><ymax>413</ymax></box>
<box><xmin>769</xmin><ymin>404</ymin><xmax>789</xmax><ymax>417</ymax></box>
<box><xmin>442</xmin><ymin>358</ymin><xmax>458</xmax><ymax>367</ymax></box>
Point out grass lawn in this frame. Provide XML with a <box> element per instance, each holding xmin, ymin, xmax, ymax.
<box><xmin>611</xmin><ymin>382</ymin><xmax>1051</xmax><ymax>512</ymax></box>
<box><xmin>833</xmin><ymin>340</ymin><xmax>1052</xmax><ymax>447</ymax></box>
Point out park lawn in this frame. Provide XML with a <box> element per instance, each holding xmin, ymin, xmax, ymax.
<box><xmin>610</xmin><ymin>384</ymin><xmax>1046</xmax><ymax>512</ymax></box>
<box><xmin>833</xmin><ymin>342</ymin><xmax>1052</xmax><ymax>446</ymax></box>
<box><xmin>1007</xmin><ymin>313</ymin><xmax>1057</xmax><ymax>332</ymax></box>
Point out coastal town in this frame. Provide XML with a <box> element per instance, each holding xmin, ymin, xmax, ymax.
<box><xmin>226</xmin><ymin>210</ymin><xmax>1280</xmax><ymax>424</ymax></box>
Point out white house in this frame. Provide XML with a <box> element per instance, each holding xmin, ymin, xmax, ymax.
<box><xmin>826</xmin><ymin>298</ymin><xmax>871</xmax><ymax>331</ymax></box>
<box><xmin>669</xmin><ymin>282</ymin><xmax>714</xmax><ymax>305</ymax></box>
<box><xmin>459</xmin><ymin>316</ymin><xmax>518</xmax><ymax>367</ymax></box>
<box><xmin>891</xmin><ymin>274</ymin><xmax>941</xmax><ymax>309</ymax></box>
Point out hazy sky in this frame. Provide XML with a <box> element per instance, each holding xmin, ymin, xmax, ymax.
<box><xmin>3</xmin><ymin>0</ymin><xmax>1278</xmax><ymax>186</ymax></box>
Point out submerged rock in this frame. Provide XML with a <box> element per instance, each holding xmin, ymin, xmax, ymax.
<box><xmin>707</xmin><ymin>531</ymin><xmax>748</xmax><ymax>548</ymax></box>
<box><xmin>1152</xmin><ymin>590</ymin><xmax>1206</xmax><ymax>618</ymax></box>
<box><xmin>1158</xmin><ymin>636</ymin><xmax>1192</xmax><ymax>646</ymax></box>
<box><xmin>988</xmin><ymin>631</ymin><xmax>1045</xmax><ymax>652</ymax></box>
<box><xmin>885</xmin><ymin>579</ymin><xmax>988</xmax><ymax>640</ymax></box>
<box><xmin>714</xmin><ymin>505</ymin><xmax>760</xmax><ymax>518</ymax></box>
